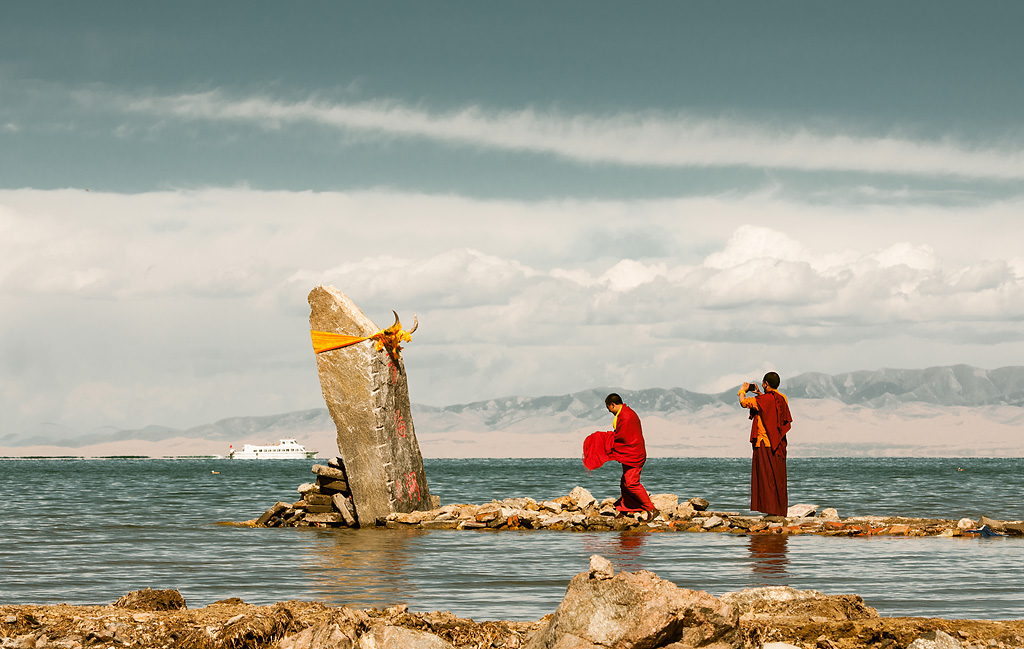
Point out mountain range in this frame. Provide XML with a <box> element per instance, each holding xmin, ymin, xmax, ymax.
<box><xmin>3</xmin><ymin>364</ymin><xmax>1023</xmax><ymax>458</ymax></box>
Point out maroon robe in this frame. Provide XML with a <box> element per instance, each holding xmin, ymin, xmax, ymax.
<box><xmin>749</xmin><ymin>390</ymin><xmax>792</xmax><ymax>517</ymax></box>
<box><xmin>582</xmin><ymin>404</ymin><xmax>654</xmax><ymax>512</ymax></box>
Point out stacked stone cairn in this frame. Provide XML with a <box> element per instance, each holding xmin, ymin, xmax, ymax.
<box><xmin>255</xmin><ymin>456</ymin><xmax>359</xmax><ymax>528</ymax></box>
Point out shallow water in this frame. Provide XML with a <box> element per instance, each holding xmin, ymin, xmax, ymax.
<box><xmin>1</xmin><ymin>457</ymin><xmax>1021</xmax><ymax>620</ymax></box>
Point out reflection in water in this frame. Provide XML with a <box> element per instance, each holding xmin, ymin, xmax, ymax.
<box><xmin>581</xmin><ymin>532</ymin><xmax>648</xmax><ymax>573</ymax></box>
<box><xmin>302</xmin><ymin>528</ymin><xmax>421</xmax><ymax>608</ymax></box>
<box><xmin>748</xmin><ymin>533</ymin><xmax>789</xmax><ymax>584</ymax></box>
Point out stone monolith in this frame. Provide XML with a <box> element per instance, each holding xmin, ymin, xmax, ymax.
<box><xmin>308</xmin><ymin>285</ymin><xmax>432</xmax><ymax>525</ymax></box>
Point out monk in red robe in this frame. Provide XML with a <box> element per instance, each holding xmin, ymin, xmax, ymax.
<box><xmin>583</xmin><ymin>393</ymin><xmax>657</xmax><ymax>522</ymax></box>
<box><xmin>739</xmin><ymin>372</ymin><xmax>793</xmax><ymax>517</ymax></box>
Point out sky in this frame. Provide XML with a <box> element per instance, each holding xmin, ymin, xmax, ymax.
<box><xmin>2</xmin><ymin>2</ymin><xmax>1024</xmax><ymax>435</ymax></box>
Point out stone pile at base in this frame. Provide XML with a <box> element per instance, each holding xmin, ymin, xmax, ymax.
<box><xmin>254</xmin><ymin>457</ymin><xmax>360</xmax><ymax>528</ymax></box>
<box><xmin>252</xmin><ymin>456</ymin><xmax>441</xmax><ymax>528</ymax></box>
<box><xmin>249</xmin><ymin>484</ymin><xmax>1024</xmax><ymax>536</ymax></box>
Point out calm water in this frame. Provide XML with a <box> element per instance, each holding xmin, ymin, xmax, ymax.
<box><xmin>1</xmin><ymin>457</ymin><xmax>1021</xmax><ymax>621</ymax></box>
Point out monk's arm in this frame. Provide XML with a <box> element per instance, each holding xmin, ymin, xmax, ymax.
<box><xmin>738</xmin><ymin>389</ymin><xmax>758</xmax><ymax>410</ymax></box>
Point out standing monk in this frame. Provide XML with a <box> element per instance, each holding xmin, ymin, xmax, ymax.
<box><xmin>739</xmin><ymin>372</ymin><xmax>793</xmax><ymax>517</ymax></box>
<box><xmin>584</xmin><ymin>393</ymin><xmax>657</xmax><ymax>522</ymax></box>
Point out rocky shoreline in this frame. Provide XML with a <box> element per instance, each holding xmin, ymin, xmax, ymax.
<box><xmin>247</xmin><ymin>462</ymin><xmax>1024</xmax><ymax>538</ymax></box>
<box><xmin>3</xmin><ymin>558</ymin><xmax>1023</xmax><ymax>649</ymax></box>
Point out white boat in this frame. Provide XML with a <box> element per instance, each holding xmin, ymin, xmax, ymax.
<box><xmin>227</xmin><ymin>438</ymin><xmax>317</xmax><ymax>459</ymax></box>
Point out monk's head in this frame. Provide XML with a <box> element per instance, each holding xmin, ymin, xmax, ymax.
<box><xmin>762</xmin><ymin>372</ymin><xmax>781</xmax><ymax>390</ymax></box>
<box><xmin>605</xmin><ymin>392</ymin><xmax>623</xmax><ymax>414</ymax></box>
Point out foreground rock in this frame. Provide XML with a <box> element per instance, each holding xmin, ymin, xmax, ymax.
<box><xmin>525</xmin><ymin>555</ymin><xmax>740</xmax><ymax>648</ymax></box>
<box><xmin>5</xmin><ymin>567</ymin><xmax>1024</xmax><ymax>649</ymax></box>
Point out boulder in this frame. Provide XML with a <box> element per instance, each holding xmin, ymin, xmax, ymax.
<box><xmin>687</xmin><ymin>497</ymin><xmax>710</xmax><ymax>511</ymax></box>
<box><xmin>111</xmin><ymin>589</ymin><xmax>187</xmax><ymax>611</ymax></box>
<box><xmin>256</xmin><ymin>501</ymin><xmax>292</xmax><ymax>526</ymax></box>
<box><xmin>357</xmin><ymin>625</ymin><xmax>454</xmax><ymax>649</ymax></box>
<box><xmin>524</xmin><ymin>557</ymin><xmax>740</xmax><ymax>649</ymax></box>
<box><xmin>702</xmin><ymin>516</ymin><xmax>724</xmax><ymax>529</ymax></box>
<box><xmin>333</xmin><ymin>493</ymin><xmax>357</xmax><ymax>526</ymax></box>
<box><xmin>786</xmin><ymin>504</ymin><xmax>818</xmax><ymax>518</ymax></box>
<box><xmin>721</xmin><ymin>586</ymin><xmax>878</xmax><ymax>621</ymax></box>
<box><xmin>956</xmin><ymin>518</ymin><xmax>976</xmax><ymax>530</ymax></box>
<box><xmin>650</xmin><ymin>493</ymin><xmax>679</xmax><ymax>512</ymax></box>
<box><xmin>589</xmin><ymin>555</ymin><xmax>615</xmax><ymax>580</ymax></box>
<box><xmin>569</xmin><ymin>486</ymin><xmax>597</xmax><ymax>510</ymax></box>
<box><xmin>907</xmin><ymin>629</ymin><xmax>963</xmax><ymax>649</ymax></box>
<box><xmin>674</xmin><ymin>504</ymin><xmax>697</xmax><ymax>520</ymax></box>
<box><xmin>309</xmin><ymin>285</ymin><xmax>433</xmax><ymax>525</ymax></box>
<box><xmin>818</xmin><ymin>508</ymin><xmax>840</xmax><ymax>521</ymax></box>
<box><xmin>280</xmin><ymin>622</ymin><xmax>357</xmax><ymax>649</ymax></box>
<box><xmin>312</xmin><ymin>464</ymin><xmax>348</xmax><ymax>481</ymax></box>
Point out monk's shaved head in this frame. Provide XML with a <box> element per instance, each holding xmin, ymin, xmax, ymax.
<box><xmin>763</xmin><ymin>372</ymin><xmax>781</xmax><ymax>389</ymax></box>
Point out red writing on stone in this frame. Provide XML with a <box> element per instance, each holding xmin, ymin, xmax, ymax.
<box><xmin>406</xmin><ymin>471</ymin><xmax>420</xmax><ymax>501</ymax></box>
<box><xmin>389</xmin><ymin>361</ymin><xmax>399</xmax><ymax>386</ymax></box>
<box><xmin>395</xmin><ymin>410</ymin><xmax>406</xmax><ymax>438</ymax></box>
<box><xmin>394</xmin><ymin>479</ymin><xmax>404</xmax><ymax>501</ymax></box>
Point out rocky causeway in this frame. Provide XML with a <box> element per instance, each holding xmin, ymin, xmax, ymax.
<box><xmin>245</xmin><ymin>461</ymin><xmax>1024</xmax><ymax>538</ymax></box>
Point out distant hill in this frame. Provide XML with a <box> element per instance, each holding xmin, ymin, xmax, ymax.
<box><xmin>3</xmin><ymin>365</ymin><xmax>1023</xmax><ymax>457</ymax></box>
<box><xmin>415</xmin><ymin>364</ymin><xmax>1024</xmax><ymax>428</ymax></box>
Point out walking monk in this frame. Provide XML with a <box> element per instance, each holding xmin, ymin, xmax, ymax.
<box><xmin>583</xmin><ymin>393</ymin><xmax>657</xmax><ymax>522</ymax></box>
<box><xmin>738</xmin><ymin>372</ymin><xmax>793</xmax><ymax>517</ymax></box>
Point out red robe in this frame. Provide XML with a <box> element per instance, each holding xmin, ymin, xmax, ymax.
<box><xmin>582</xmin><ymin>404</ymin><xmax>654</xmax><ymax>512</ymax></box>
<box><xmin>748</xmin><ymin>390</ymin><xmax>792</xmax><ymax>517</ymax></box>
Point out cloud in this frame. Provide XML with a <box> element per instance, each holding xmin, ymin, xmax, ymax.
<box><xmin>109</xmin><ymin>89</ymin><xmax>1024</xmax><ymax>180</ymax></box>
<box><xmin>4</xmin><ymin>185</ymin><xmax>1024</xmax><ymax>433</ymax></box>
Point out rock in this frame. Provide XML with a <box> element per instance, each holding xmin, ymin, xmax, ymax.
<box><xmin>332</xmin><ymin>493</ymin><xmax>357</xmax><ymax>526</ymax></box>
<box><xmin>786</xmin><ymin>504</ymin><xmax>818</xmax><ymax>518</ymax></box>
<box><xmin>312</xmin><ymin>464</ymin><xmax>348</xmax><ymax>481</ymax></box>
<box><xmin>111</xmin><ymin>588</ymin><xmax>187</xmax><ymax>611</ymax></box>
<box><xmin>721</xmin><ymin>586</ymin><xmax>878</xmax><ymax>621</ymax></box>
<box><xmin>306</xmin><ymin>512</ymin><xmax>344</xmax><ymax>524</ymax></box>
<box><xmin>762</xmin><ymin>644</ymin><xmax>802</xmax><ymax>649</ymax></box>
<box><xmin>589</xmin><ymin>554</ymin><xmax>615</xmax><ymax>580</ymax></box>
<box><xmin>650</xmin><ymin>493</ymin><xmax>679</xmax><ymax>512</ymax></box>
<box><xmin>687</xmin><ymin>497</ymin><xmax>710</xmax><ymax>511</ymax></box>
<box><xmin>727</xmin><ymin>516</ymin><xmax>761</xmax><ymax>530</ymax></box>
<box><xmin>298</xmin><ymin>483</ymin><xmax>318</xmax><ymax>495</ymax></box>
<box><xmin>304</xmin><ymin>493</ymin><xmax>333</xmax><ymax>506</ymax></box>
<box><xmin>357</xmin><ymin>625</ymin><xmax>454</xmax><ymax>649</ymax></box>
<box><xmin>907</xmin><ymin>629</ymin><xmax>964</xmax><ymax>649</ymax></box>
<box><xmin>1003</xmin><ymin>521</ymin><xmax>1024</xmax><ymax>535</ymax></box>
<box><xmin>256</xmin><ymin>501</ymin><xmax>292</xmax><ymax>526</ymax></box>
<box><xmin>280</xmin><ymin>622</ymin><xmax>357</xmax><ymax>649</ymax></box>
<box><xmin>318</xmin><ymin>479</ymin><xmax>350</xmax><ymax>493</ymax></box>
<box><xmin>308</xmin><ymin>285</ymin><xmax>433</xmax><ymax>525</ymax></box>
<box><xmin>674</xmin><ymin>504</ymin><xmax>696</xmax><ymax>520</ymax></box>
<box><xmin>702</xmin><ymin>516</ymin><xmax>724</xmax><ymax>529</ymax></box>
<box><xmin>957</xmin><ymin>518</ymin><xmax>976</xmax><ymax>529</ymax></box>
<box><xmin>539</xmin><ymin>501</ymin><xmax>563</xmax><ymax>513</ymax></box>
<box><xmin>569</xmin><ymin>486</ymin><xmax>596</xmax><ymax>509</ymax></box>
<box><xmin>979</xmin><ymin>516</ymin><xmax>1006</xmax><ymax>532</ymax></box>
<box><xmin>524</xmin><ymin>563</ymin><xmax>739</xmax><ymax>649</ymax></box>
<box><xmin>818</xmin><ymin>508</ymin><xmax>840</xmax><ymax>520</ymax></box>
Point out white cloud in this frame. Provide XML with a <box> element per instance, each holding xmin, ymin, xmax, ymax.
<box><xmin>3</xmin><ymin>186</ymin><xmax>1024</xmax><ymax>433</ymax></box>
<box><xmin>110</xmin><ymin>90</ymin><xmax>1024</xmax><ymax>180</ymax></box>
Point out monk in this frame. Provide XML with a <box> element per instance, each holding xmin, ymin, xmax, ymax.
<box><xmin>738</xmin><ymin>372</ymin><xmax>793</xmax><ymax>517</ymax></box>
<box><xmin>583</xmin><ymin>393</ymin><xmax>657</xmax><ymax>522</ymax></box>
